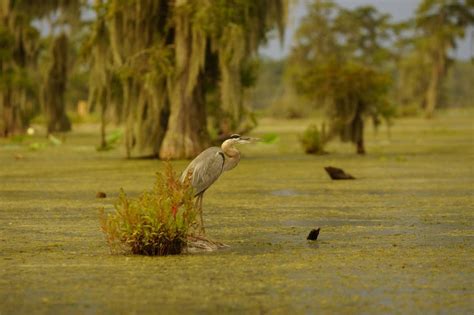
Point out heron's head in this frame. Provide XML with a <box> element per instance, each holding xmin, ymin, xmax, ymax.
<box><xmin>225</xmin><ymin>134</ymin><xmax>260</xmax><ymax>145</ymax></box>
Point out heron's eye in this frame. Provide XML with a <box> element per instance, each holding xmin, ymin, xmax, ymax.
<box><xmin>230</xmin><ymin>134</ymin><xmax>240</xmax><ymax>139</ymax></box>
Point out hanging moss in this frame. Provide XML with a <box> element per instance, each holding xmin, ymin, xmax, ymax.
<box><xmin>0</xmin><ymin>1</ymin><xmax>40</xmax><ymax>137</ymax></box>
<box><xmin>0</xmin><ymin>0</ymin><xmax>81</xmax><ymax>137</ymax></box>
<box><xmin>288</xmin><ymin>2</ymin><xmax>395</xmax><ymax>154</ymax></box>
<box><xmin>85</xmin><ymin>0</ymin><xmax>173</xmax><ymax>157</ymax></box>
<box><xmin>86</xmin><ymin>0</ymin><xmax>288</xmax><ymax>158</ymax></box>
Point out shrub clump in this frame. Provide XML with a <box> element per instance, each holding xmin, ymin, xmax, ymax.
<box><xmin>300</xmin><ymin>124</ymin><xmax>328</xmax><ymax>154</ymax></box>
<box><xmin>99</xmin><ymin>164</ymin><xmax>198</xmax><ymax>256</ymax></box>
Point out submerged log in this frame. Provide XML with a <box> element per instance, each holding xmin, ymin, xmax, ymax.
<box><xmin>307</xmin><ymin>228</ymin><xmax>320</xmax><ymax>241</ymax></box>
<box><xmin>186</xmin><ymin>235</ymin><xmax>229</xmax><ymax>253</ymax></box>
<box><xmin>96</xmin><ymin>191</ymin><xmax>107</xmax><ymax>198</ymax></box>
<box><xmin>324</xmin><ymin>166</ymin><xmax>355</xmax><ymax>180</ymax></box>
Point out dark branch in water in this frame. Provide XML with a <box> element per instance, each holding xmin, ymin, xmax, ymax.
<box><xmin>324</xmin><ymin>166</ymin><xmax>355</xmax><ymax>180</ymax></box>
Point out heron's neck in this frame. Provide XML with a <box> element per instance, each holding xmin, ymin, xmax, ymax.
<box><xmin>221</xmin><ymin>141</ymin><xmax>240</xmax><ymax>171</ymax></box>
<box><xmin>221</xmin><ymin>140</ymin><xmax>239</xmax><ymax>158</ymax></box>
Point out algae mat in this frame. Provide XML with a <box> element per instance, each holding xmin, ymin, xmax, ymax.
<box><xmin>1</xmin><ymin>110</ymin><xmax>473</xmax><ymax>314</ymax></box>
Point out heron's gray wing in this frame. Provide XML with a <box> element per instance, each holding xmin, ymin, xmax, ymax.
<box><xmin>180</xmin><ymin>147</ymin><xmax>225</xmax><ymax>196</ymax></box>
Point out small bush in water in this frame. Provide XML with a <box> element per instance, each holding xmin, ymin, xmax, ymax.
<box><xmin>300</xmin><ymin>124</ymin><xmax>327</xmax><ymax>154</ymax></box>
<box><xmin>99</xmin><ymin>164</ymin><xmax>197</xmax><ymax>256</ymax></box>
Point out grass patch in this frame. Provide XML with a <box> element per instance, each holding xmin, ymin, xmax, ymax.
<box><xmin>99</xmin><ymin>164</ymin><xmax>198</xmax><ymax>256</ymax></box>
<box><xmin>299</xmin><ymin>124</ymin><xmax>327</xmax><ymax>154</ymax></box>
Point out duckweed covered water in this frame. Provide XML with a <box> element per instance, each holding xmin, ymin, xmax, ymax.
<box><xmin>1</xmin><ymin>110</ymin><xmax>473</xmax><ymax>314</ymax></box>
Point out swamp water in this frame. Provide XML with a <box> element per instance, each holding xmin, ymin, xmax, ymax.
<box><xmin>1</xmin><ymin>110</ymin><xmax>473</xmax><ymax>313</ymax></box>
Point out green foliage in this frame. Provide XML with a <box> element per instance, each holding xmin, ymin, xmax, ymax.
<box><xmin>299</xmin><ymin>124</ymin><xmax>327</xmax><ymax>154</ymax></box>
<box><xmin>29</xmin><ymin>142</ymin><xmax>47</xmax><ymax>151</ymax></box>
<box><xmin>240</xmin><ymin>58</ymin><xmax>260</xmax><ymax>88</ymax></box>
<box><xmin>99</xmin><ymin>164</ymin><xmax>198</xmax><ymax>256</ymax></box>
<box><xmin>395</xmin><ymin>50</ymin><xmax>431</xmax><ymax>114</ymax></box>
<box><xmin>48</xmin><ymin>134</ymin><xmax>62</xmax><ymax>146</ymax></box>
<box><xmin>0</xmin><ymin>27</ymin><xmax>14</xmax><ymax>61</ymax></box>
<box><xmin>1</xmin><ymin>0</ymin><xmax>83</xmax><ymax>137</ymax></box>
<box><xmin>96</xmin><ymin>129</ymin><xmax>123</xmax><ymax>151</ymax></box>
<box><xmin>444</xmin><ymin>60</ymin><xmax>474</xmax><ymax>108</ymax></box>
<box><xmin>0</xmin><ymin>1</ymin><xmax>41</xmax><ymax>136</ymax></box>
<box><xmin>85</xmin><ymin>0</ymin><xmax>288</xmax><ymax>158</ymax></box>
<box><xmin>396</xmin><ymin>0</ymin><xmax>474</xmax><ymax>116</ymax></box>
<box><xmin>288</xmin><ymin>1</ymin><xmax>395</xmax><ymax>153</ymax></box>
<box><xmin>288</xmin><ymin>1</ymin><xmax>393</xmax><ymax>76</ymax></box>
<box><xmin>260</xmin><ymin>133</ymin><xmax>280</xmax><ymax>144</ymax></box>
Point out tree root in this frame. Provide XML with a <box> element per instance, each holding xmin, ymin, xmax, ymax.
<box><xmin>185</xmin><ymin>235</ymin><xmax>229</xmax><ymax>253</ymax></box>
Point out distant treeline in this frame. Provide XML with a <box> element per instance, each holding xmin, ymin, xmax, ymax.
<box><xmin>443</xmin><ymin>61</ymin><xmax>474</xmax><ymax>108</ymax></box>
<box><xmin>251</xmin><ymin>58</ymin><xmax>474</xmax><ymax>117</ymax></box>
<box><xmin>1</xmin><ymin>0</ymin><xmax>472</xmax><ymax>157</ymax></box>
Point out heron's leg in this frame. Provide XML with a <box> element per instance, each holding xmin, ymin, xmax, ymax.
<box><xmin>194</xmin><ymin>197</ymin><xmax>200</xmax><ymax>210</ymax></box>
<box><xmin>199</xmin><ymin>194</ymin><xmax>205</xmax><ymax>234</ymax></box>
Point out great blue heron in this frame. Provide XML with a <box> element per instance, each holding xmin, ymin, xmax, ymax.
<box><xmin>180</xmin><ymin>134</ymin><xmax>258</xmax><ymax>233</ymax></box>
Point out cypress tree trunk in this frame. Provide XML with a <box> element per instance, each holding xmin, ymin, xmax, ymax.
<box><xmin>43</xmin><ymin>34</ymin><xmax>71</xmax><ymax>134</ymax></box>
<box><xmin>356</xmin><ymin>135</ymin><xmax>365</xmax><ymax>155</ymax></box>
<box><xmin>99</xmin><ymin>90</ymin><xmax>107</xmax><ymax>149</ymax></box>
<box><xmin>338</xmin><ymin>101</ymin><xmax>366</xmax><ymax>155</ymax></box>
<box><xmin>425</xmin><ymin>52</ymin><xmax>445</xmax><ymax>119</ymax></box>
<box><xmin>159</xmin><ymin>1</ymin><xmax>209</xmax><ymax>159</ymax></box>
<box><xmin>96</xmin><ymin>0</ymin><xmax>173</xmax><ymax>158</ymax></box>
<box><xmin>342</xmin><ymin>113</ymin><xmax>366</xmax><ymax>155</ymax></box>
<box><xmin>0</xmin><ymin>90</ymin><xmax>24</xmax><ymax>137</ymax></box>
<box><xmin>87</xmin><ymin>0</ymin><xmax>287</xmax><ymax>158</ymax></box>
<box><xmin>353</xmin><ymin>110</ymin><xmax>365</xmax><ymax>155</ymax></box>
<box><xmin>124</xmin><ymin>80</ymin><xmax>170</xmax><ymax>158</ymax></box>
<box><xmin>159</xmin><ymin>72</ymin><xmax>208</xmax><ymax>159</ymax></box>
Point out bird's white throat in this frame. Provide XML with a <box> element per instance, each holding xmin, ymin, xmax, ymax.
<box><xmin>221</xmin><ymin>139</ymin><xmax>240</xmax><ymax>158</ymax></box>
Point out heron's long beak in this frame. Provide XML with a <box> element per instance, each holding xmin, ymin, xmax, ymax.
<box><xmin>238</xmin><ymin>136</ymin><xmax>261</xmax><ymax>144</ymax></box>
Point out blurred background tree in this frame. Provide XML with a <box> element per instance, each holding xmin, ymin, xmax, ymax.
<box><xmin>0</xmin><ymin>0</ymin><xmax>86</xmax><ymax>137</ymax></box>
<box><xmin>287</xmin><ymin>0</ymin><xmax>394</xmax><ymax>154</ymax></box>
<box><xmin>39</xmin><ymin>0</ymin><xmax>83</xmax><ymax>134</ymax></box>
<box><xmin>0</xmin><ymin>1</ymin><xmax>41</xmax><ymax>137</ymax></box>
<box><xmin>1</xmin><ymin>0</ymin><xmax>472</xmax><ymax>157</ymax></box>
<box><xmin>416</xmin><ymin>0</ymin><xmax>473</xmax><ymax>118</ymax></box>
<box><xmin>396</xmin><ymin>0</ymin><xmax>474</xmax><ymax>118</ymax></box>
<box><xmin>85</xmin><ymin>0</ymin><xmax>287</xmax><ymax>159</ymax></box>
<box><xmin>42</xmin><ymin>33</ymin><xmax>72</xmax><ymax>134</ymax></box>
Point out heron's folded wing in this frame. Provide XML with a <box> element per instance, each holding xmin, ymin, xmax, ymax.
<box><xmin>191</xmin><ymin>150</ymin><xmax>225</xmax><ymax>195</ymax></box>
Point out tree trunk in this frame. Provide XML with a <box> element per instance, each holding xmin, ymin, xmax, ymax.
<box><xmin>338</xmin><ymin>115</ymin><xmax>366</xmax><ymax>155</ymax></box>
<box><xmin>99</xmin><ymin>90</ymin><xmax>107</xmax><ymax>149</ymax></box>
<box><xmin>0</xmin><ymin>90</ymin><xmax>24</xmax><ymax>137</ymax></box>
<box><xmin>425</xmin><ymin>52</ymin><xmax>445</xmax><ymax>119</ymax></box>
<box><xmin>356</xmin><ymin>136</ymin><xmax>365</xmax><ymax>154</ymax></box>
<box><xmin>353</xmin><ymin>104</ymin><xmax>365</xmax><ymax>155</ymax></box>
<box><xmin>159</xmin><ymin>73</ymin><xmax>208</xmax><ymax>159</ymax></box>
<box><xmin>123</xmin><ymin>79</ymin><xmax>170</xmax><ymax>158</ymax></box>
<box><xmin>43</xmin><ymin>34</ymin><xmax>71</xmax><ymax>134</ymax></box>
<box><xmin>159</xmin><ymin>1</ymin><xmax>209</xmax><ymax>159</ymax></box>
